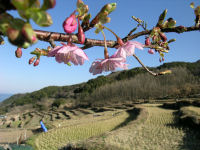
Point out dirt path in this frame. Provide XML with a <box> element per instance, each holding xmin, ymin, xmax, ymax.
<box><xmin>102</xmin><ymin>104</ymin><xmax>200</xmax><ymax>150</ymax></box>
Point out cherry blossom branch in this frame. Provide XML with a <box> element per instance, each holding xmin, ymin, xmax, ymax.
<box><xmin>34</xmin><ymin>25</ymin><xmax>200</xmax><ymax>49</ymax></box>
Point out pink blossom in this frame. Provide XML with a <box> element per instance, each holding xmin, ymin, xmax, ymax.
<box><xmin>148</xmin><ymin>49</ymin><xmax>155</xmax><ymax>54</ymax></box>
<box><xmin>89</xmin><ymin>56</ymin><xmax>128</xmax><ymax>75</ymax></box>
<box><xmin>63</xmin><ymin>12</ymin><xmax>77</xmax><ymax>33</ymax></box>
<box><xmin>115</xmin><ymin>41</ymin><xmax>144</xmax><ymax>58</ymax></box>
<box><xmin>48</xmin><ymin>43</ymin><xmax>88</xmax><ymax>65</ymax></box>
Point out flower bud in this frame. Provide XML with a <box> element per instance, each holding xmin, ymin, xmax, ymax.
<box><xmin>159</xmin><ymin>32</ymin><xmax>167</xmax><ymax>42</ymax></box>
<box><xmin>166</xmin><ymin>18</ymin><xmax>176</xmax><ymax>28</ymax></box>
<box><xmin>168</xmin><ymin>39</ymin><xmax>176</xmax><ymax>43</ymax></box>
<box><xmin>145</xmin><ymin>37</ymin><xmax>150</xmax><ymax>46</ymax></box>
<box><xmin>103</xmin><ymin>3</ymin><xmax>117</xmax><ymax>14</ymax></box>
<box><xmin>63</xmin><ymin>11</ymin><xmax>77</xmax><ymax>33</ymax></box>
<box><xmin>157</xmin><ymin>9</ymin><xmax>168</xmax><ymax>27</ymax></box>
<box><xmin>78</xmin><ymin>18</ymin><xmax>85</xmax><ymax>44</ymax></box>
<box><xmin>29</xmin><ymin>57</ymin><xmax>36</xmax><ymax>65</ymax></box>
<box><xmin>148</xmin><ymin>49</ymin><xmax>155</xmax><ymax>54</ymax></box>
<box><xmin>15</xmin><ymin>47</ymin><xmax>22</xmax><ymax>58</ymax></box>
<box><xmin>34</xmin><ymin>58</ymin><xmax>40</xmax><ymax>66</ymax></box>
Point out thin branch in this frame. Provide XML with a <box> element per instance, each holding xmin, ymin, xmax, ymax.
<box><xmin>81</xmin><ymin>45</ymin><xmax>93</xmax><ymax>50</ymax></box>
<box><xmin>49</xmin><ymin>39</ymin><xmax>56</xmax><ymax>48</ymax></box>
<box><xmin>132</xmin><ymin>54</ymin><xmax>158</xmax><ymax>76</ymax></box>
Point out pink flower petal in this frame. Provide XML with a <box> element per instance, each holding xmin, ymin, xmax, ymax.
<box><xmin>48</xmin><ymin>43</ymin><xmax>88</xmax><ymax>66</ymax></box>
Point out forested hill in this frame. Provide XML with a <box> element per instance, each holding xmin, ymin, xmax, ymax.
<box><xmin>0</xmin><ymin>60</ymin><xmax>200</xmax><ymax>114</ymax></box>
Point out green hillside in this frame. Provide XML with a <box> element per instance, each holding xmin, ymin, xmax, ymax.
<box><xmin>0</xmin><ymin>60</ymin><xmax>199</xmax><ymax>114</ymax></box>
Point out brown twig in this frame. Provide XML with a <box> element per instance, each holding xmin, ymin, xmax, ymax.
<box><xmin>132</xmin><ymin>54</ymin><xmax>158</xmax><ymax>76</ymax></box>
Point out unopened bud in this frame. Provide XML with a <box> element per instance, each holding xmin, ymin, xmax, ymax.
<box><xmin>168</xmin><ymin>39</ymin><xmax>176</xmax><ymax>43</ymax></box>
<box><xmin>34</xmin><ymin>58</ymin><xmax>40</xmax><ymax>66</ymax></box>
<box><xmin>145</xmin><ymin>37</ymin><xmax>150</xmax><ymax>46</ymax></box>
<box><xmin>159</xmin><ymin>32</ymin><xmax>167</xmax><ymax>42</ymax></box>
<box><xmin>166</xmin><ymin>18</ymin><xmax>176</xmax><ymax>28</ymax></box>
<box><xmin>15</xmin><ymin>47</ymin><xmax>22</xmax><ymax>58</ymax></box>
<box><xmin>78</xmin><ymin>18</ymin><xmax>85</xmax><ymax>44</ymax></box>
<box><xmin>29</xmin><ymin>57</ymin><xmax>36</xmax><ymax>64</ymax></box>
<box><xmin>148</xmin><ymin>49</ymin><xmax>155</xmax><ymax>54</ymax></box>
<box><xmin>194</xmin><ymin>6</ymin><xmax>200</xmax><ymax>16</ymax></box>
<box><xmin>102</xmin><ymin>3</ymin><xmax>117</xmax><ymax>14</ymax></box>
<box><xmin>157</xmin><ymin>9</ymin><xmax>168</xmax><ymax>27</ymax></box>
<box><xmin>63</xmin><ymin>11</ymin><xmax>77</xmax><ymax>33</ymax></box>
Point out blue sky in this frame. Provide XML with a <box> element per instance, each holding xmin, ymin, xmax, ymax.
<box><xmin>0</xmin><ymin>0</ymin><xmax>199</xmax><ymax>94</ymax></box>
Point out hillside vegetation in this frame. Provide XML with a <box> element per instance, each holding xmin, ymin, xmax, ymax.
<box><xmin>0</xmin><ymin>60</ymin><xmax>200</xmax><ymax>114</ymax></box>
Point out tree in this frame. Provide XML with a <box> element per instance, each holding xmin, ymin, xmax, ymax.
<box><xmin>0</xmin><ymin>0</ymin><xmax>199</xmax><ymax>76</ymax></box>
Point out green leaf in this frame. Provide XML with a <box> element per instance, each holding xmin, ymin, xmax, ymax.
<box><xmin>21</xmin><ymin>23</ymin><xmax>37</xmax><ymax>44</ymax></box>
<box><xmin>11</xmin><ymin>0</ymin><xmax>29</xmax><ymax>10</ymax></box>
<box><xmin>10</xmin><ymin>18</ymin><xmax>26</xmax><ymax>30</ymax></box>
<box><xmin>0</xmin><ymin>13</ymin><xmax>14</xmax><ymax>35</ymax></box>
<box><xmin>31</xmin><ymin>11</ymin><xmax>53</xmax><ymax>26</ymax></box>
<box><xmin>41</xmin><ymin>0</ymin><xmax>56</xmax><ymax>10</ymax></box>
<box><xmin>28</xmin><ymin>0</ymin><xmax>40</xmax><ymax>8</ymax></box>
<box><xmin>190</xmin><ymin>2</ymin><xmax>195</xmax><ymax>9</ymax></box>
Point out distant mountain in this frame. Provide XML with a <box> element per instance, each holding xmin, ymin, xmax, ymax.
<box><xmin>0</xmin><ymin>94</ymin><xmax>12</xmax><ymax>102</ymax></box>
<box><xmin>0</xmin><ymin>60</ymin><xmax>199</xmax><ymax>114</ymax></box>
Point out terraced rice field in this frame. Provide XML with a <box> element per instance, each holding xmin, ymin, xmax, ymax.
<box><xmin>185</xmin><ymin>106</ymin><xmax>200</xmax><ymax>115</ymax></box>
<box><xmin>93</xmin><ymin>104</ymin><xmax>200</xmax><ymax>150</ymax></box>
<box><xmin>1</xmin><ymin>104</ymin><xmax>200</xmax><ymax>150</ymax></box>
<box><xmin>33</xmin><ymin>109</ymin><xmax>130</xmax><ymax>150</ymax></box>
